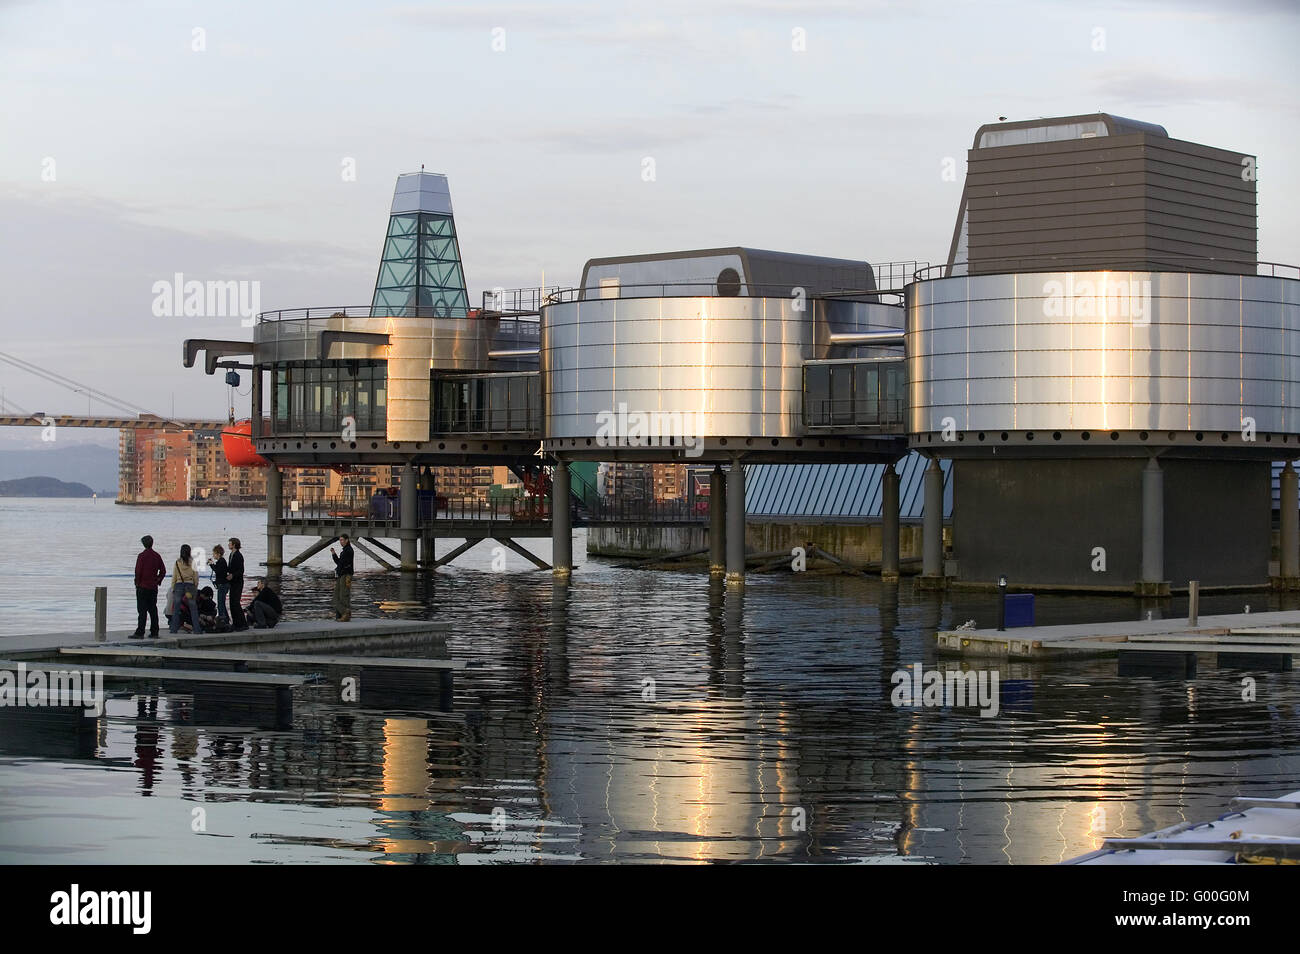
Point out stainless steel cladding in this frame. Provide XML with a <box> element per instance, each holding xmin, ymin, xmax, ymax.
<box><xmin>253</xmin><ymin>312</ymin><xmax>495</xmax><ymax>370</ymax></box>
<box><xmin>543</xmin><ymin>296</ymin><xmax>902</xmax><ymax>441</ymax></box>
<box><xmin>906</xmin><ymin>272</ymin><xmax>1300</xmax><ymax>437</ymax></box>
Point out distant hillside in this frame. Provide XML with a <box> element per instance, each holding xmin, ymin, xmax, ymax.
<box><xmin>0</xmin><ymin>443</ymin><xmax>117</xmax><ymax>495</ymax></box>
<box><xmin>0</xmin><ymin>476</ymin><xmax>96</xmax><ymax>497</ymax></box>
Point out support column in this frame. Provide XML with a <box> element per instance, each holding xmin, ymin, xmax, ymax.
<box><xmin>400</xmin><ymin>460</ymin><xmax>418</xmax><ymax>572</ymax></box>
<box><xmin>709</xmin><ymin>464</ymin><xmax>726</xmax><ymax>576</ymax></box>
<box><xmin>920</xmin><ymin>460</ymin><xmax>941</xmax><ymax>587</ymax></box>
<box><xmin>725</xmin><ymin>460</ymin><xmax>746</xmax><ymax>584</ymax></box>
<box><xmin>1138</xmin><ymin>457</ymin><xmax>1169</xmax><ymax>596</ymax></box>
<box><xmin>552</xmin><ymin>461</ymin><xmax>572</xmax><ymax>579</ymax></box>
<box><xmin>1280</xmin><ymin>460</ymin><xmax>1299</xmax><ymax>587</ymax></box>
<box><xmin>265</xmin><ymin>465</ymin><xmax>283</xmax><ymax>568</ymax></box>
<box><xmin>881</xmin><ymin>465</ymin><xmax>900</xmax><ymax>581</ymax></box>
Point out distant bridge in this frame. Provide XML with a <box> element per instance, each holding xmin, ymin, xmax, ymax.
<box><xmin>0</xmin><ymin>415</ymin><xmax>226</xmax><ymax>430</ymax></box>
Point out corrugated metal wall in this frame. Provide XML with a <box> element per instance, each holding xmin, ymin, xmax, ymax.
<box><xmin>744</xmin><ymin>452</ymin><xmax>952</xmax><ymax>520</ymax></box>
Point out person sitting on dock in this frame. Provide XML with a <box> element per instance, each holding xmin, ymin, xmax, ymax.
<box><xmin>196</xmin><ymin>586</ymin><xmax>220</xmax><ymax>632</ymax></box>
<box><xmin>168</xmin><ymin>544</ymin><xmax>203</xmax><ymax>635</ymax></box>
<box><xmin>331</xmin><ymin>534</ymin><xmax>354</xmax><ymax>622</ymax></box>
<box><xmin>249</xmin><ymin>579</ymin><xmax>283</xmax><ymax>629</ymax></box>
<box><xmin>132</xmin><ymin>534</ymin><xmax>167</xmax><ymax>639</ymax></box>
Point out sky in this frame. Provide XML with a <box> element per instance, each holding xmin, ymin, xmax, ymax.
<box><xmin>1</xmin><ymin>0</ymin><xmax>1297</xmax><ymax>442</ymax></box>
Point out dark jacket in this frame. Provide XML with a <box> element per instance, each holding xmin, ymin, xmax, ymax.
<box><xmin>196</xmin><ymin>594</ymin><xmax>218</xmax><ymax>617</ymax></box>
<box><xmin>210</xmin><ymin>556</ymin><xmax>229</xmax><ymax>585</ymax></box>
<box><xmin>332</xmin><ymin>543</ymin><xmax>354</xmax><ymax>578</ymax></box>
<box><xmin>135</xmin><ymin>548</ymin><xmax>167</xmax><ymax>590</ymax></box>
<box><xmin>251</xmin><ymin>585</ymin><xmax>282</xmax><ymax>616</ymax></box>
<box><xmin>228</xmin><ymin>551</ymin><xmax>244</xmax><ymax>584</ymax></box>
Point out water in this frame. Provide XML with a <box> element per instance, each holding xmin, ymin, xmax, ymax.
<box><xmin>1</xmin><ymin>498</ymin><xmax>1298</xmax><ymax>864</ymax></box>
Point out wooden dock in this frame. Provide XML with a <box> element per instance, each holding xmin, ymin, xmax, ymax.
<box><xmin>935</xmin><ymin>609</ymin><xmax>1300</xmax><ymax>667</ymax></box>
<box><xmin>0</xmin><ymin>618</ymin><xmax>465</xmax><ymax>737</ymax></box>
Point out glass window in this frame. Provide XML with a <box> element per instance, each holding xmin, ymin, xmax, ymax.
<box><xmin>805</xmin><ymin>365</ymin><xmax>830</xmax><ymax>426</ymax></box>
<box><xmin>489</xmin><ymin>377</ymin><xmax>508</xmax><ymax>431</ymax></box>
<box><xmin>320</xmin><ymin>366</ymin><xmax>337</xmax><ymax>433</ymax></box>
<box><xmin>338</xmin><ymin>364</ymin><xmax>356</xmax><ymax>431</ymax></box>
<box><xmin>274</xmin><ymin>368</ymin><xmax>289</xmax><ymax>432</ymax></box>
<box><xmin>355</xmin><ymin>365</ymin><xmax>371</xmax><ymax>431</ymax></box>
<box><xmin>305</xmin><ymin>365</ymin><xmax>321</xmax><ymax>431</ymax></box>
<box><xmin>855</xmin><ymin>364</ymin><xmax>879</xmax><ymax>424</ymax></box>
<box><xmin>829</xmin><ymin>365</ymin><xmax>853</xmax><ymax>425</ymax></box>
<box><xmin>291</xmin><ymin>365</ymin><xmax>305</xmax><ymax>431</ymax></box>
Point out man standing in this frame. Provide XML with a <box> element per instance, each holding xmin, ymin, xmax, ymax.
<box><xmin>132</xmin><ymin>534</ymin><xmax>166</xmax><ymax>639</ymax></box>
<box><xmin>208</xmin><ymin>543</ymin><xmax>230</xmax><ymax>630</ymax></box>
<box><xmin>227</xmin><ymin>537</ymin><xmax>247</xmax><ymax>631</ymax></box>
<box><xmin>330</xmin><ymin>533</ymin><xmax>354</xmax><ymax>622</ymax></box>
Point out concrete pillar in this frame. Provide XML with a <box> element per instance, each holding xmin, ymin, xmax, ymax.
<box><xmin>922</xmin><ymin>457</ymin><xmax>944</xmax><ymax>579</ymax></box>
<box><xmin>1139</xmin><ymin>457</ymin><xmax>1166</xmax><ymax>593</ymax></box>
<box><xmin>266</xmin><ymin>465</ymin><xmax>283</xmax><ymax>568</ymax></box>
<box><xmin>881</xmin><ymin>465</ymin><xmax>900</xmax><ymax>581</ymax></box>
<box><xmin>1281</xmin><ymin>461</ymin><xmax>1299</xmax><ymax>581</ymax></box>
<box><xmin>400</xmin><ymin>460</ymin><xmax>418</xmax><ymax>572</ymax></box>
<box><xmin>709</xmin><ymin>464</ymin><xmax>726</xmax><ymax>576</ymax></box>
<box><xmin>725</xmin><ymin>461</ymin><xmax>746</xmax><ymax>584</ymax></box>
<box><xmin>552</xmin><ymin>461</ymin><xmax>572</xmax><ymax>578</ymax></box>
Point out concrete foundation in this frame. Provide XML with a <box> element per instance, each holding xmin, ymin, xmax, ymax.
<box><xmin>954</xmin><ymin>457</ymin><xmax>1270</xmax><ymax>591</ymax></box>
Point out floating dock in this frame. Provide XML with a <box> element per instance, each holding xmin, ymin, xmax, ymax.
<box><xmin>935</xmin><ymin>610</ymin><xmax>1300</xmax><ymax>667</ymax></box>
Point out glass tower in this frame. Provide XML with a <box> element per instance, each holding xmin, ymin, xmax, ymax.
<box><xmin>370</xmin><ymin>172</ymin><xmax>469</xmax><ymax>317</ymax></box>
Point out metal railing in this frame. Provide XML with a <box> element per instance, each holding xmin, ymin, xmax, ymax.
<box><xmin>284</xmin><ymin>495</ymin><xmax>552</xmax><ymax>525</ymax></box>
<box><xmin>543</xmin><ymin>281</ymin><xmax>907</xmax><ymax>304</ymax></box>
<box><xmin>805</xmin><ymin>398</ymin><xmax>906</xmax><ymax>430</ymax></box>
<box><xmin>584</xmin><ymin>496</ymin><xmax>710</xmax><ymax>524</ymax></box>
<box><xmin>914</xmin><ymin>257</ymin><xmax>1300</xmax><ymax>282</ymax></box>
<box><xmin>433</xmin><ymin>407</ymin><xmax>541</xmax><ymax>436</ymax></box>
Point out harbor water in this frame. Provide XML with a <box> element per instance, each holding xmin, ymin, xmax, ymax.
<box><xmin>2</xmin><ymin>498</ymin><xmax>1299</xmax><ymax>864</ymax></box>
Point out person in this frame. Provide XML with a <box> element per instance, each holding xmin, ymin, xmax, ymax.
<box><xmin>132</xmin><ymin>535</ymin><xmax>167</xmax><ymax>639</ymax></box>
<box><xmin>208</xmin><ymin>544</ymin><xmax>230</xmax><ymax>628</ymax></box>
<box><xmin>227</xmin><ymin>537</ymin><xmax>247</xmax><ymax>631</ymax></box>
<box><xmin>330</xmin><ymin>533</ymin><xmax>354</xmax><ymax>622</ymax></box>
<box><xmin>168</xmin><ymin>544</ymin><xmax>203</xmax><ymax>635</ymax></box>
<box><xmin>249</xmin><ymin>579</ymin><xmax>282</xmax><ymax>629</ymax></box>
<box><xmin>196</xmin><ymin>586</ymin><xmax>219</xmax><ymax>632</ymax></box>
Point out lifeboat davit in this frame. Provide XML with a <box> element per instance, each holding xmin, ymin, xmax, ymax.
<box><xmin>221</xmin><ymin>420</ymin><xmax>270</xmax><ymax>467</ymax></box>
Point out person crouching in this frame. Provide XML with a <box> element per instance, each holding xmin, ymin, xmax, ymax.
<box><xmin>249</xmin><ymin>579</ymin><xmax>283</xmax><ymax>629</ymax></box>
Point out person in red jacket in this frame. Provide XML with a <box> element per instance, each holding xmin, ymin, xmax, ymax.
<box><xmin>132</xmin><ymin>534</ymin><xmax>167</xmax><ymax>639</ymax></box>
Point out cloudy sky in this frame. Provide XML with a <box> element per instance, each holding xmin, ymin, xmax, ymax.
<box><xmin>1</xmin><ymin>0</ymin><xmax>1297</xmax><ymax>440</ymax></box>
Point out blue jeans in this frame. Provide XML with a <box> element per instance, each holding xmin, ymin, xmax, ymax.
<box><xmin>169</xmin><ymin>583</ymin><xmax>202</xmax><ymax>634</ymax></box>
<box><xmin>216</xmin><ymin>583</ymin><xmax>230</xmax><ymax>623</ymax></box>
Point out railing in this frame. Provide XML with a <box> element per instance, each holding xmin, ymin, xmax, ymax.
<box><xmin>433</xmin><ymin>407</ymin><xmax>541</xmax><ymax>436</ymax></box>
<box><xmin>804</xmin><ymin>399</ymin><xmax>906</xmax><ymax>430</ymax></box>
<box><xmin>543</xmin><ymin>281</ymin><xmax>908</xmax><ymax>304</ymax></box>
<box><xmin>284</xmin><ymin>495</ymin><xmax>552</xmax><ymax>525</ymax></box>
<box><xmin>258</xmin><ymin>305</ymin><xmax>480</xmax><ymax>322</ymax></box>
<box><xmin>913</xmin><ymin>257</ymin><xmax>1300</xmax><ymax>282</ymax></box>
<box><xmin>584</xmin><ymin>496</ymin><xmax>710</xmax><ymax>524</ymax></box>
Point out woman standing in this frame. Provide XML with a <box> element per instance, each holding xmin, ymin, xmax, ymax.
<box><xmin>208</xmin><ymin>543</ymin><xmax>230</xmax><ymax>630</ymax></box>
<box><xmin>168</xmin><ymin>544</ymin><xmax>203</xmax><ymax>634</ymax></box>
<box><xmin>227</xmin><ymin>537</ymin><xmax>246</xmax><ymax>631</ymax></box>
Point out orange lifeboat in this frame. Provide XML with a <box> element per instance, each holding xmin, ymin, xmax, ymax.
<box><xmin>221</xmin><ymin>420</ymin><xmax>270</xmax><ymax>467</ymax></box>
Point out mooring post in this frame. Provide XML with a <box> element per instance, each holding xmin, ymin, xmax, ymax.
<box><xmin>93</xmin><ymin>587</ymin><xmax>107</xmax><ymax>641</ymax></box>
<box><xmin>725</xmin><ymin>460</ymin><xmax>746</xmax><ymax>584</ymax></box>
<box><xmin>265</xmin><ymin>465</ymin><xmax>283</xmax><ymax>569</ymax></box>
<box><xmin>552</xmin><ymin>459</ymin><xmax>572</xmax><ymax>579</ymax></box>
<box><xmin>881</xmin><ymin>464</ymin><xmax>900</xmax><ymax>581</ymax></box>
<box><xmin>400</xmin><ymin>460</ymin><xmax>418</xmax><ymax>572</ymax></box>
<box><xmin>997</xmin><ymin>575</ymin><xmax>1007</xmax><ymax>631</ymax></box>
<box><xmin>1188</xmin><ymin>580</ymin><xmax>1200</xmax><ymax>627</ymax></box>
<box><xmin>709</xmin><ymin>463</ymin><xmax>726</xmax><ymax>576</ymax></box>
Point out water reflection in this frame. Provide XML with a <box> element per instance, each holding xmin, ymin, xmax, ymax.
<box><xmin>2</xmin><ymin>547</ymin><xmax>1299</xmax><ymax>864</ymax></box>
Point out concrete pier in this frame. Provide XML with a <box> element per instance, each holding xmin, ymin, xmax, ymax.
<box><xmin>552</xmin><ymin>461</ymin><xmax>572</xmax><ymax>579</ymax></box>
<box><xmin>725</xmin><ymin>461</ymin><xmax>746</xmax><ymax>584</ymax></box>
<box><xmin>266</xmin><ymin>465</ymin><xmax>283</xmax><ymax>568</ymax></box>
<box><xmin>709</xmin><ymin>463</ymin><xmax>726</xmax><ymax>576</ymax></box>
<box><xmin>919</xmin><ymin>457</ymin><xmax>944</xmax><ymax>589</ymax></box>
<box><xmin>400</xmin><ymin>461</ymin><xmax>418</xmax><ymax>572</ymax></box>
<box><xmin>1280</xmin><ymin>461</ymin><xmax>1299</xmax><ymax>588</ymax></box>
<box><xmin>881</xmin><ymin>465</ymin><xmax>900</xmax><ymax>581</ymax></box>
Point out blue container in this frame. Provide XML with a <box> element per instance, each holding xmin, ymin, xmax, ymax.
<box><xmin>1004</xmin><ymin>593</ymin><xmax>1035</xmax><ymax>628</ymax></box>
